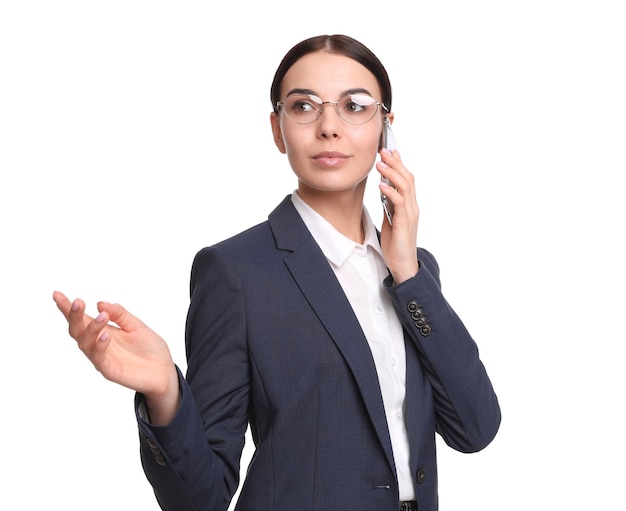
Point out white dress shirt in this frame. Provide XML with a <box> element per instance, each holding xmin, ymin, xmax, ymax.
<box><xmin>291</xmin><ymin>192</ymin><xmax>415</xmax><ymax>501</ymax></box>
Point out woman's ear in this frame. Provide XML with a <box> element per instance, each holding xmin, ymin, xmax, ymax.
<box><xmin>270</xmin><ymin>112</ymin><xmax>287</xmax><ymax>154</ymax></box>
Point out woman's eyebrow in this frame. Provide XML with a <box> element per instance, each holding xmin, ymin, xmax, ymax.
<box><xmin>285</xmin><ymin>87</ymin><xmax>373</xmax><ymax>98</ymax></box>
<box><xmin>285</xmin><ymin>88</ymin><xmax>317</xmax><ymax>97</ymax></box>
<box><xmin>342</xmin><ymin>87</ymin><xmax>373</xmax><ymax>97</ymax></box>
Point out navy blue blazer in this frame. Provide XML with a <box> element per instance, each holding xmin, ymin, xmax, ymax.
<box><xmin>136</xmin><ymin>195</ymin><xmax>500</xmax><ymax>511</ymax></box>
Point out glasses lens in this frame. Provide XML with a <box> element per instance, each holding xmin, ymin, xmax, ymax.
<box><xmin>338</xmin><ymin>94</ymin><xmax>379</xmax><ymax>125</ymax></box>
<box><xmin>281</xmin><ymin>94</ymin><xmax>322</xmax><ymax>124</ymax></box>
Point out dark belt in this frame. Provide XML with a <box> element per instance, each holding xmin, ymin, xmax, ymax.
<box><xmin>400</xmin><ymin>502</ymin><xmax>417</xmax><ymax>511</ymax></box>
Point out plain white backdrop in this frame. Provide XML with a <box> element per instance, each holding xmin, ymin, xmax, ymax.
<box><xmin>2</xmin><ymin>1</ymin><xmax>625</xmax><ymax>509</ymax></box>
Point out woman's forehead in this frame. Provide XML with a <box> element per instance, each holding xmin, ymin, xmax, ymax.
<box><xmin>281</xmin><ymin>51</ymin><xmax>381</xmax><ymax>98</ymax></box>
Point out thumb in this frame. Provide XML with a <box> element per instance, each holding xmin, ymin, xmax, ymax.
<box><xmin>97</xmin><ymin>301</ymin><xmax>143</xmax><ymax>332</ymax></box>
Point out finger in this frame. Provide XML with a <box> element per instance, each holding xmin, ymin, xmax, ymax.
<box><xmin>379</xmin><ymin>148</ymin><xmax>413</xmax><ymax>187</ymax></box>
<box><xmin>98</xmin><ymin>301</ymin><xmax>143</xmax><ymax>332</ymax></box>
<box><xmin>379</xmin><ymin>180</ymin><xmax>405</xmax><ymax>209</ymax></box>
<box><xmin>76</xmin><ymin>310</ymin><xmax>111</xmax><ymax>353</ymax></box>
<box><xmin>66</xmin><ymin>297</ymin><xmax>100</xmax><ymax>341</ymax></box>
<box><xmin>377</xmin><ymin>158</ymin><xmax>406</xmax><ymax>192</ymax></box>
<box><xmin>379</xmin><ymin>147</ymin><xmax>403</xmax><ymax>168</ymax></box>
<box><xmin>54</xmin><ymin>291</ymin><xmax>96</xmax><ymax>344</ymax></box>
<box><xmin>376</xmin><ymin>160</ymin><xmax>398</xmax><ymax>190</ymax></box>
<box><xmin>52</xmin><ymin>290</ymin><xmax>72</xmax><ymax>320</ymax></box>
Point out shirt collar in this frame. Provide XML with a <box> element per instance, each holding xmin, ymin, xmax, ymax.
<box><xmin>290</xmin><ymin>191</ymin><xmax>383</xmax><ymax>267</ymax></box>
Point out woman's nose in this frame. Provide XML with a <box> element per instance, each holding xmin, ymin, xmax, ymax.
<box><xmin>317</xmin><ymin>105</ymin><xmax>342</xmax><ymax>139</ymax></box>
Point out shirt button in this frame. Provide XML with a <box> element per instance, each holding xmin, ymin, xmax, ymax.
<box><xmin>375</xmin><ymin>305</ymin><xmax>383</xmax><ymax>314</ymax></box>
<box><xmin>390</xmin><ymin>357</ymin><xmax>397</xmax><ymax>367</ymax></box>
<box><xmin>396</xmin><ymin>411</ymin><xmax>403</xmax><ymax>420</ymax></box>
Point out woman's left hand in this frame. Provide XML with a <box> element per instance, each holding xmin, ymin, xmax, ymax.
<box><xmin>377</xmin><ymin>148</ymin><xmax>420</xmax><ymax>284</ymax></box>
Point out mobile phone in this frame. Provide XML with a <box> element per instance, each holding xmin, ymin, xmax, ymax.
<box><xmin>380</xmin><ymin>117</ymin><xmax>397</xmax><ymax>226</ymax></box>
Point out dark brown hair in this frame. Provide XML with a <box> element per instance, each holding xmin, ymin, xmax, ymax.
<box><xmin>270</xmin><ymin>34</ymin><xmax>392</xmax><ymax>113</ymax></box>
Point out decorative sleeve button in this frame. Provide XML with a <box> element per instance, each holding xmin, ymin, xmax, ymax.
<box><xmin>407</xmin><ymin>301</ymin><xmax>431</xmax><ymax>336</ymax></box>
<box><xmin>146</xmin><ymin>436</ymin><xmax>167</xmax><ymax>466</ymax></box>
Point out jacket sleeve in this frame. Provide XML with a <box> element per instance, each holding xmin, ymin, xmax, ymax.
<box><xmin>384</xmin><ymin>248</ymin><xmax>501</xmax><ymax>452</ymax></box>
<box><xmin>134</xmin><ymin>246</ymin><xmax>249</xmax><ymax>511</ymax></box>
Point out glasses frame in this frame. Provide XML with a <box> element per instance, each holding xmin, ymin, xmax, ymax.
<box><xmin>276</xmin><ymin>93</ymin><xmax>389</xmax><ymax>125</ymax></box>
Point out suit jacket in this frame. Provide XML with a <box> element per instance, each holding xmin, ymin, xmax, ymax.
<box><xmin>135</xmin><ymin>195</ymin><xmax>501</xmax><ymax>511</ymax></box>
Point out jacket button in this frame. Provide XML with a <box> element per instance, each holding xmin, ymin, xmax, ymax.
<box><xmin>420</xmin><ymin>325</ymin><xmax>432</xmax><ymax>336</ymax></box>
<box><xmin>411</xmin><ymin>308</ymin><xmax>423</xmax><ymax>320</ymax></box>
<box><xmin>407</xmin><ymin>301</ymin><xmax>419</xmax><ymax>313</ymax></box>
<box><xmin>416</xmin><ymin>468</ymin><xmax>426</xmax><ymax>484</ymax></box>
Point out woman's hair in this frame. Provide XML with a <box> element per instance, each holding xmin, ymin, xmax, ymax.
<box><xmin>270</xmin><ymin>34</ymin><xmax>392</xmax><ymax>113</ymax></box>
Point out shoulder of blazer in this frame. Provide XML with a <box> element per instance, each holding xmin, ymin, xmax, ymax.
<box><xmin>193</xmin><ymin>195</ymin><xmax>303</xmax><ymax>260</ymax></box>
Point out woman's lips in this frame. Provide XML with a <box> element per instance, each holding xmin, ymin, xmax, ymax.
<box><xmin>312</xmin><ymin>151</ymin><xmax>349</xmax><ymax>168</ymax></box>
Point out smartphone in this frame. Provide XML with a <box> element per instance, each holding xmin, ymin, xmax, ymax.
<box><xmin>380</xmin><ymin>117</ymin><xmax>397</xmax><ymax>226</ymax></box>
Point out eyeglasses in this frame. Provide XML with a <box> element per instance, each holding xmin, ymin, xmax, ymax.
<box><xmin>276</xmin><ymin>93</ymin><xmax>388</xmax><ymax>125</ymax></box>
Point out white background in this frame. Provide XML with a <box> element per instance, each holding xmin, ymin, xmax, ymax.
<box><xmin>2</xmin><ymin>1</ymin><xmax>625</xmax><ymax>509</ymax></box>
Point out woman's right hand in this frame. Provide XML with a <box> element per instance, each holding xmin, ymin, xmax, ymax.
<box><xmin>53</xmin><ymin>290</ymin><xmax>180</xmax><ymax>425</ymax></box>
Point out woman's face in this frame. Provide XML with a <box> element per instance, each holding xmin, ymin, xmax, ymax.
<box><xmin>270</xmin><ymin>51</ymin><xmax>389</xmax><ymax>199</ymax></box>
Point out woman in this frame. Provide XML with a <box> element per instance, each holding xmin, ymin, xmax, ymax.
<box><xmin>54</xmin><ymin>34</ymin><xmax>501</xmax><ymax>511</ymax></box>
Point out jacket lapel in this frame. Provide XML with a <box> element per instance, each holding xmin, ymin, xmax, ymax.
<box><xmin>269</xmin><ymin>196</ymin><xmax>396</xmax><ymax>474</ymax></box>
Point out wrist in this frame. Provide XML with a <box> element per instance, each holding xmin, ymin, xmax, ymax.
<box><xmin>145</xmin><ymin>365</ymin><xmax>180</xmax><ymax>426</ymax></box>
<box><xmin>391</xmin><ymin>263</ymin><xmax>419</xmax><ymax>285</ymax></box>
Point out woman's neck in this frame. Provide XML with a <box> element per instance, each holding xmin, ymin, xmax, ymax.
<box><xmin>296</xmin><ymin>186</ymin><xmax>365</xmax><ymax>244</ymax></box>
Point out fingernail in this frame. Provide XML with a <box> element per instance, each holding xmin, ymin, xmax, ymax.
<box><xmin>99</xmin><ymin>331</ymin><xmax>110</xmax><ymax>342</ymax></box>
<box><xmin>381</xmin><ymin>148</ymin><xmax>392</xmax><ymax>155</ymax></box>
<box><xmin>95</xmin><ymin>312</ymin><xmax>107</xmax><ymax>324</ymax></box>
<box><xmin>71</xmin><ymin>300</ymin><xmax>79</xmax><ymax>312</ymax></box>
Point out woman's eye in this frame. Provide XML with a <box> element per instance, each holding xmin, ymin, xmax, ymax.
<box><xmin>345</xmin><ymin>101</ymin><xmax>364</xmax><ymax>113</ymax></box>
<box><xmin>292</xmin><ymin>101</ymin><xmax>315</xmax><ymax>113</ymax></box>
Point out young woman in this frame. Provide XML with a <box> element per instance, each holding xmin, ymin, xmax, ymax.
<box><xmin>53</xmin><ymin>34</ymin><xmax>500</xmax><ymax>511</ymax></box>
